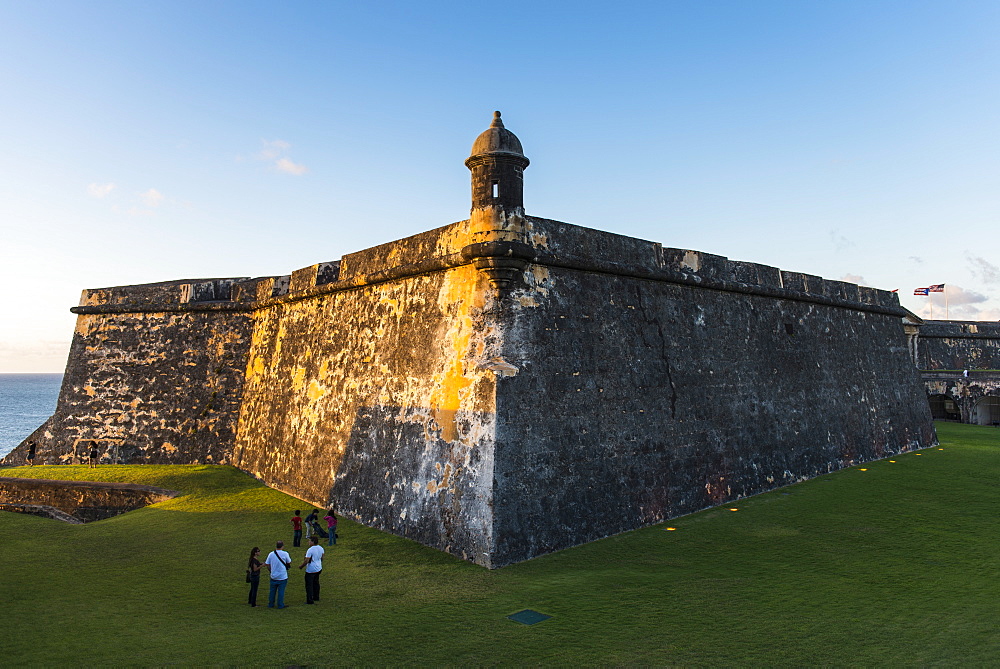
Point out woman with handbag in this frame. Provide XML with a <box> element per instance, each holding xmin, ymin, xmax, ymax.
<box><xmin>246</xmin><ymin>547</ymin><xmax>262</xmax><ymax>607</ymax></box>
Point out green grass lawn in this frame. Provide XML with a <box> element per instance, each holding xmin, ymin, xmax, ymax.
<box><xmin>2</xmin><ymin>421</ymin><xmax>998</xmax><ymax>665</ymax></box>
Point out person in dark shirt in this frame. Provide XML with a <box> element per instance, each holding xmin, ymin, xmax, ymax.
<box><xmin>26</xmin><ymin>441</ymin><xmax>36</xmax><ymax>467</ymax></box>
<box><xmin>88</xmin><ymin>441</ymin><xmax>99</xmax><ymax>468</ymax></box>
<box><xmin>305</xmin><ymin>509</ymin><xmax>319</xmax><ymax>536</ymax></box>
<box><xmin>246</xmin><ymin>547</ymin><xmax>262</xmax><ymax>607</ymax></box>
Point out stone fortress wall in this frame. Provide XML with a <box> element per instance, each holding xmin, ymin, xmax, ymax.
<box><xmin>21</xmin><ymin>278</ymin><xmax>254</xmax><ymax>467</ymax></box>
<box><xmin>917</xmin><ymin>320</ymin><xmax>1000</xmax><ymax>370</ymax></box>
<box><xmin>489</xmin><ymin>218</ymin><xmax>934</xmax><ymax>566</ymax></box>
<box><xmin>916</xmin><ymin>320</ymin><xmax>1000</xmax><ymax>425</ymax></box>
<box><xmin>3</xmin><ymin>112</ymin><xmax>936</xmax><ymax>567</ymax></box>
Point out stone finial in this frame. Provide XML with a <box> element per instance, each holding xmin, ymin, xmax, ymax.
<box><xmin>467</xmin><ymin>112</ymin><xmax>527</xmax><ymax>162</ymax></box>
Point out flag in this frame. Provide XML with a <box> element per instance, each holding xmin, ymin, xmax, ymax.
<box><xmin>928</xmin><ymin>284</ymin><xmax>945</xmax><ymax>292</ymax></box>
<box><xmin>914</xmin><ymin>287</ymin><xmax>929</xmax><ymax>295</ymax></box>
<box><xmin>890</xmin><ymin>289</ymin><xmax>899</xmax><ymax>293</ymax></box>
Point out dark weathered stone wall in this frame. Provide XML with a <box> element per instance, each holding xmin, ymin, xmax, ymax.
<box><xmin>489</xmin><ymin>218</ymin><xmax>935</xmax><ymax>566</ymax></box>
<box><xmin>232</xmin><ymin>221</ymin><xmax>505</xmax><ymax>565</ymax></box>
<box><xmin>4</xmin><ymin>285</ymin><xmax>252</xmax><ymax>466</ymax></box>
<box><xmin>2</xmin><ymin>214</ymin><xmax>936</xmax><ymax>568</ymax></box>
<box><xmin>917</xmin><ymin>321</ymin><xmax>1000</xmax><ymax>370</ymax></box>
<box><xmin>0</xmin><ymin>476</ymin><xmax>178</xmax><ymax>521</ymax></box>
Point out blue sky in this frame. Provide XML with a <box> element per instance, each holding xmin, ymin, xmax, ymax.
<box><xmin>2</xmin><ymin>0</ymin><xmax>999</xmax><ymax>372</ymax></box>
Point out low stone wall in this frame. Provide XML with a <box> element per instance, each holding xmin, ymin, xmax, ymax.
<box><xmin>0</xmin><ymin>477</ymin><xmax>180</xmax><ymax>522</ymax></box>
<box><xmin>0</xmin><ymin>503</ymin><xmax>83</xmax><ymax>523</ymax></box>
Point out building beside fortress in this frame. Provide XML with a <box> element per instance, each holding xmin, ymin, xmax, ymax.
<box><xmin>5</xmin><ymin>112</ymin><xmax>937</xmax><ymax>567</ymax></box>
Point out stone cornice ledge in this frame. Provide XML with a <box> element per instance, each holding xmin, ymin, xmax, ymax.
<box><xmin>72</xmin><ymin>241</ymin><xmax>906</xmax><ymax>318</ymax></box>
<box><xmin>917</xmin><ymin>332</ymin><xmax>1000</xmax><ymax>340</ymax></box>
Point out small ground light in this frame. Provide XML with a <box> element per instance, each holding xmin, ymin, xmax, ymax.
<box><xmin>889</xmin><ymin>460</ymin><xmax>896</xmax><ymax>462</ymax></box>
<box><xmin>859</xmin><ymin>468</ymin><xmax>868</xmax><ymax>471</ymax></box>
<box><xmin>665</xmin><ymin>527</ymin><xmax>677</xmax><ymax>531</ymax></box>
<box><xmin>938</xmin><ymin>448</ymin><xmax>944</xmax><ymax>451</ymax></box>
<box><xmin>729</xmin><ymin>508</ymin><xmax>739</xmax><ymax>511</ymax></box>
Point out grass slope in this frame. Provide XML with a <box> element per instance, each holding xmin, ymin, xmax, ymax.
<box><xmin>1</xmin><ymin>422</ymin><xmax>997</xmax><ymax>665</ymax></box>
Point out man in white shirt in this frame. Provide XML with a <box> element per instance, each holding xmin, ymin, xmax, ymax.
<box><xmin>264</xmin><ymin>540</ymin><xmax>292</xmax><ymax>608</ymax></box>
<box><xmin>299</xmin><ymin>535</ymin><xmax>325</xmax><ymax>604</ymax></box>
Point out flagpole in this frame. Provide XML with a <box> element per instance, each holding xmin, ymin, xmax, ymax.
<box><xmin>929</xmin><ymin>293</ymin><xmax>933</xmax><ymax>319</ymax></box>
<box><xmin>945</xmin><ymin>284</ymin><xmax>949</xmax><ymax>319</ymax></box>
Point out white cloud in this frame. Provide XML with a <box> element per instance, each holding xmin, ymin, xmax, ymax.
<box><xmin>276</xmin><ymin>158</ymin><xmax>308</xmax><ymax>175</ymax></box>
<box><xmin>975</xmin><ymin>308</ymin><xmax>1000</xmax><ymax>320</ymax></box>
<box><xmin>965</xmin><ymin>254</ymin><xmax>1000</xmax><ymax>285</ymax></box>
<box><xmin>947</xmin><ymin>304</ymin><xmax>983</xmax><ymax>317</ymax></box>
<box><xmin>87</xmin><ymin>182</ymin><xmax>116</xmax><ymax>198</ymax></box>
<box><xmin>914</xmin><ymin>284</ymin><xmax>995</xmax><ymax>320</ymax></box>
<box><xmin>139</xmin><ymin>188</ymin><xmax>164</xmax><ymax>207</ymax></box>
<box><xmin>840</xmin><ymin>274</ymin><xmax>867</xmax><ymax>286</ymax></box>
<box><xmin>829</xmin><ymin>229</ymin><xmax>854</xmax><ymax>252</ymax></box>
<box><xmin>255</xmin><ymin>139</ymin><xmax>308</xmax><ymax>175</ymax></box>
<box><xmin>259</xmin><ymin>139</ymin><xmax>291</xmax><ymax>160</ymax></box>
<box><xmin>928</xmin><ymin>284</ymin><xmax>987</xmax><ymax>307</ymax></box>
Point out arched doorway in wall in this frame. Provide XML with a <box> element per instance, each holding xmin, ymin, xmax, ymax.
<box><xmin>973</xmin><ymin>396</ymin><xmax>1000</xmax><ymax>426</ymax></box>
<box><xmin>928</xmin><ymin>394</ymin><xmax>961</xmax><ymax>421</ymax></box>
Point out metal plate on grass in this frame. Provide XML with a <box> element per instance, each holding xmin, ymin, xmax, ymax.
<box><xmin>507</xmin><ymin>609</ymin><xmax>551</xmax><ymax>625</ymax></box>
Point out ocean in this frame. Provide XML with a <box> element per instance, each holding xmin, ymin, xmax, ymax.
<box><xmin>0</xmin><ymin>374</ymin><xmax>62</xmax><ymax>459</ymax></box>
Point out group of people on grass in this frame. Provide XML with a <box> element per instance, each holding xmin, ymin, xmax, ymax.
<box><xmin>23</xmin><ymin>439</ymin><xmax>100</xmax><ymax>468</ymax></box>
<box><xmin>246</xmin><ymin>508</ymin><xmax>338</xmax><ymax>608</ymax></box>
<box><xmin>291</xmin><ymin>509</ymin><xmax>338</xmax><ymax>548</ymax></box>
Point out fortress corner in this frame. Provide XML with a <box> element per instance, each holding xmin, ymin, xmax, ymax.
<box><xmin>4</xmin><ymin>113</ymin><xmax>937</xmax><ymax>568</ymax></box>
